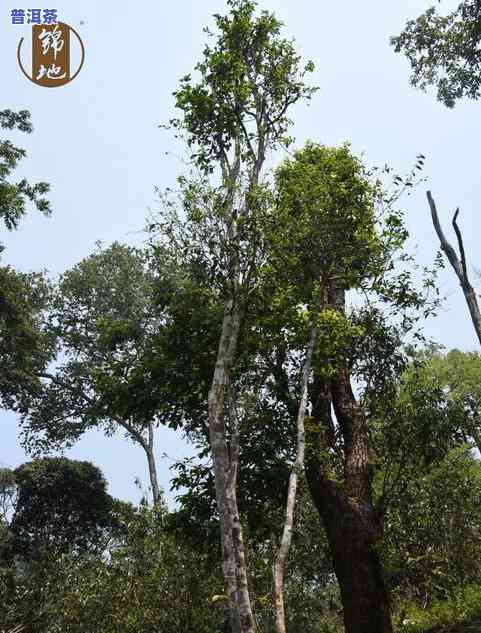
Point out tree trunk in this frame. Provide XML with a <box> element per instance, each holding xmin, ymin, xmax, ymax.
<box><xmin>228</xmin><ymin>480</ymin><xmax>255</xmax><ymax>632</ymax></box>
<box><xmin>311</xmin><ymin>477</ymin><xmax>391</xmax><ymax>633</ymax></box>
<box><xmin>146</xmin><ymin>423</ymin><xmax>162</xmax><ymax>507</ymax></box>
<box><xmin>273</xmin><ymin>322</ymin><xmax>317</xmax><ymax>633</ymax></box>
<box><xmin>208</xmin><ymin>297</ymin><xmax>256</xmax><ymax>633</ymax></box>
<box><xmin>304</xmin><ymin>281</ymin><xmax>393</xmax><ymax>633</ymax></box>
<box><xmin>119</xmin><ymin>419</ymin><xmax>162</xmax><ymax>508</ymax></box>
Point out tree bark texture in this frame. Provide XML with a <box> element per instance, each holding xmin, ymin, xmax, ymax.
<box><xmin>208</xmin><ymin>298</ymin><xmax>256</xmax><ymax>633</ymax></box>
<box><xmin>427</xmin><ymin>190</ymin><xmax>481</xmax><ymax>347</ymax></box>
<box><xmin>146</xmin><ymin>423</ymin><xmax>161</xmax><ymax>507</ymax></box>
<box><xmin>307</xmin><ymin>464</ymin><xmax>392</xmax><ymax>633</ymax></box>
<box><xmin>273</xmin><ymin>322</ymin><xmax>317</xmax><ymax>633</ymax></box>
<box><xmin>305</xmin><ymin>282</ymin><xmax>393</xmax><ymax>633</ymax></box>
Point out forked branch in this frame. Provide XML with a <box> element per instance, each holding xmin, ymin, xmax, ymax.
<box><xmin>427</xmin><ymin>191</ymin><xmax>481</xmax><ymax>346</ymax></box>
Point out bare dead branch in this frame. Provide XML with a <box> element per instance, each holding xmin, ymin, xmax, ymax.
<box><xmin>452</xmin><ymin>208</ymin><xmax>468</xmax><ymax>281</ymax></box>
<box><xmin>427</xmin><ymin>191</ymin><xmax>463</xmax><ymax>279</ymax></box>
<box><xmin>427</xmin><ymin>191</ymin><xmax>481</xmax><ymax>346</ymax></box>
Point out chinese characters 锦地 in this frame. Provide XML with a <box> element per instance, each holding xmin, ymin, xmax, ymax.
<box><xmin>35</xmin><ymin>24</ymin><xmax>66</xmax><ymax>81</ymax></box>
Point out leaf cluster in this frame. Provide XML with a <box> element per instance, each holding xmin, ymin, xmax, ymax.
<box><xmin>392</xmin><ymin>1</ymin><xmax>481</xmax><ymax>107</ymax></box>
<box><xmin>0</xmin><ymin>109</ymin><xmax>50</xmax><ymax>242</ymax></box>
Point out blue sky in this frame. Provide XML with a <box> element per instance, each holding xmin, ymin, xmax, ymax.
<box><xmin>2</xmin><ymin>0</ymin><xmax>479</xmax><ymax>504</ymax></box>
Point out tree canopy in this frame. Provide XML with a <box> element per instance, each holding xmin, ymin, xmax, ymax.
<box><xmin>392</xmin><ymin>1</ymin><xmax>481</xmax><ymax>107</ymax></box>
<box><xmin>2</xmin><ymin>2</ymin><xmax>481</xmax><ymax>633</ymax></box>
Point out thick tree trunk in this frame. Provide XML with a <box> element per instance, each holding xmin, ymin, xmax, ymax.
<box><xmin>338</xmin><ymin>540</ymin><xmax>392</xmax><ymax>633</ymax></box>
<box><xmin>304</xmin><ymin>282</ymin><xmax>393</xmax><ymax>633</ymax></box>
<box><xmin>309</xmin><ymin>477</ymin><xmax>391</xmax><ymax>633</ymax></box>
<box><xmin>273</xmin><ymin>322</ymin><xmax>317</xmax><ymax>633</ymax></box>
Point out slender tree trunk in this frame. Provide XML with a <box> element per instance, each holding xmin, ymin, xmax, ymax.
<box><xmin>223</xmin><ymin>501</ymin><xmax>242</xmax><ymax>633</ymax></box>
<box><xmin>39</xmin><ymin>374</ymin><xmax>164</xmax><ymax>508</ymax></box>
<box><xmin>228</xmin><ymin>479</ymin><xmax>255</xmax><ymax>632</ymax></box>
<box><xmin>208</xmin><ymin>298</ymin><xmax>256</xmax><ymax>633</ymax></box>
<box><xmin>206</xmin><ymin>134</ymin><xmax>258</xmax><ymax>633</ymax></box>
<box><xmin>228</xmin><ymin>397</ymin><xmax>256</xmax><ymax>633</ymax></box>
<box><xmin>119</xmin><ymin>418</ymin><xmax>162</xmax><ymax>508</ymax></box>
<box><xmin>273</xmin><ymin>322</ymin><xmax>317</xmax><ymax>633</ymax></box>
<box><xmin>146</xmin><ymin>423</ymin><xmax>161</xmax><ymax>506</ymax></box>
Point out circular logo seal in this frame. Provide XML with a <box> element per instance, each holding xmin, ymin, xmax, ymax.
<box><xmin>17</xmin><ymin>22</ymin><xmax>85</xmax><ymax>87</ymax></box>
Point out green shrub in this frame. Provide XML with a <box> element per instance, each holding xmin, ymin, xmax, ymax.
<box><xmin>395</xmin><ymin>583</ymin><xmax>481</xmax><ymax>632</ymax></box>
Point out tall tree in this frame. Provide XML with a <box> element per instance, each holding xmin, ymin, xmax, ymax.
<box><xmin>0</xmin><ymin>109</ymin><xmax>52</xmax><ymax>411</ymax></box>
<box><xmin>391</xmin><ymin>1</ymin><xmax>481</xmax><ymax>107</ymax></box>
<box><xmin>6</xmin><ymin>458</ymin><xmax>120</xmax><ymax>559</ymax></box>
<box><xmin>161</xmin><ymin>1</ymin><xmax>316</xmax><ymax>630</ymax></box>
<box><xmin>164</xmin><ymin>143</ymin><xmax>435</xmax><ymax>633</ymax></box>
<box><xmin>271</xmin><ymin>143</ymin><xmax>433</xmax><ymax>633</ymax></box>
<box><xmin>20</xmin><ymin>242</ymin><xmax>196</xmax><ymax>507</ymax></box>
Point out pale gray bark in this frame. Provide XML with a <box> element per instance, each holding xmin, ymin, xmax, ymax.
<box><xmin>146</xmin><ymin>423</ymin><xmax>161</xmax><ymax>506</ymax></box>
<box><xmin>227</xmin><ymin>394</ymin><xmax>255</xmax><ymax>632</ymax></box>
<box><xmin>117</xmin><ymin>419</ymin><xmax>162</xmax><ymax>508</ymax></box>
<box><xmin>427</xmin><ymin>191</ymin><xmax>481</xmax><ymax>346</ymax></box>
<box><xmin>39</xmin><ymin>372</ymin><xmax>162</xmax><ymax>506</ymax></box>
<box><xmin>206</xmin><ymin>122</ymin><xmax>260</xmax><ymax>631</ymax></box>
<box><xmin>205</xmin><ymin>44</ymin><xmax>279</xmax><ymax>631</ymax></box>
<box><xmin>273</xmin><ymin>322</ymin><xmax>317</xmax><ymax>633</ymax></box>
<box><xmin>208</xmin><ymin>297</ymin><xmax>255</xmax><ymax>633</ymax></box>
<box><xmin>114</xmin><ymin>417</ymin><xmax>162</xmax><ymax>507</ymax></box>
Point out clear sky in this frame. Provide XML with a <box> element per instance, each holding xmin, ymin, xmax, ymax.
<box><xmin>2</xmin><ymin>0</ymin><xmax>479</xmax><ymax>505</ymax></box>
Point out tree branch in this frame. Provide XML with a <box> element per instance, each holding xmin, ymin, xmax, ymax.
<box><xmin>427</xmin><ymin>191</ymin><xmax>463</xmax><ymax>278</ymax></box>
<box><xmin>427</xmin><ymin>191</ymin><xmax>481</xmax><ymax>346</ymax></box>
<box><xmin>38</xmin><ymin>371</ymin><xmax>149</xmax><ymax>450</ymax></box>
<box><xmin>452</xmin><ymin>208</ymin><xmax>468</xmax><ymax>281</ymax></box>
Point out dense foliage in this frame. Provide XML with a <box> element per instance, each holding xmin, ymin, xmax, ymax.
<box><xmin>392</xmin><ymin>1</ymin><xmax>481</xmax><ymax>107</ymax></box>
<box><xmin>1</xmin><ymin>1</ymin><xmax>481</xmax><ymax>632</ymax></box>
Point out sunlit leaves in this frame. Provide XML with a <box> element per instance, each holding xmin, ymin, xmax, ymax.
<box><xmin>170</xmin><ymin>0</ymin><xmax>316</xmax><ymax>172</ymax></box>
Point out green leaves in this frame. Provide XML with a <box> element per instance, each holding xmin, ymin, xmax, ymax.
<box><xmin>0</xmin><ymin>111</ymin><xmax>52</xmax><ymax>409</ymax></box>
<box><xmin>0</xmin><ymin>109</ymin><xmax>50</xmax><ymax>241</ymax></box>
<box><xmin>20</xmin><ymin>241</ymin><xmax>219</xmax><ymax>455</ymax></box>
<box><xmin>2</xmin><ymin>505</ymin><xmax>225</xmax><ymax>633</ymax></box>
<box><xmin>392</xmin><ymin>1</ymin><xmax>481</xmax><ymax>107</ymax></box>
<box><xmin>0</xmin><ymin>267</ymin><xmax>52</xmax><ymax>411</ymax></box>
<box><xmin>171</xmin><ymin>0</ymin><xmax>316</xmax><ymax>172</ymax></box>
<box><xmin>382</xmin><ymin>446</ymin><xmax>481</xmax><ymax>603</ymax></box>
<box><xmin>272</xmin><ymin>142</ymin><xmax>380</xmax><ymax>291</ymax></box>
<box><xmin>8</xmin><ymin>458</ymin><xmax>120</xmax><ymax>558</ymax></box>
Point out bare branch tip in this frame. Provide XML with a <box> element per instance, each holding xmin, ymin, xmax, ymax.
<box><xmin>453</xmin><ymin>208</ymin><xmax>460</xmax><ymax>226</ymax></box>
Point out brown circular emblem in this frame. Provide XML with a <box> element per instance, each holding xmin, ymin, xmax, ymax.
<box><xmin>17</xmin><ymin>22</ymin><xmax>85</xmax><ymax>87</ymax></box>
